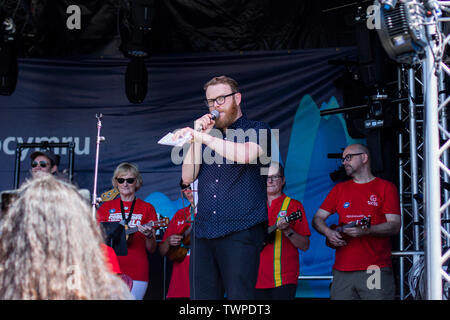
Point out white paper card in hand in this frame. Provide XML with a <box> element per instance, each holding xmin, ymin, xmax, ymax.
<box><xmin>158</xmin><ymin>132</ymin><xmax>192</xmax><ymax>147</ymax></box>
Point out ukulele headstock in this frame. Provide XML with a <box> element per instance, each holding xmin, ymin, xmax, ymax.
<box><xmin>286</xmin><ymin>210</ymin><xmax>302</xmax><ymax>223</ymax></box>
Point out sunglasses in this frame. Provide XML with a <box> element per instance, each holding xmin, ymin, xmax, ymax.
<box><xmin>31</xmin><ymin>161</ymin><xmax>49</xmax><ymax>168</ymax></box>
<box><xmin>116</xmin><ymin>177</ymin><xmax>136</xmax><ymax>184</ymax></box>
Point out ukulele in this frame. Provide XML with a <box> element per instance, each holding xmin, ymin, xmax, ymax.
<box><xmin>167</xmin><ymin>223</ymin><xmax>192</xmax><ymax>262</ymax></box>
<box><xmin>100</xmin><ymin>188</ymin><xmax>119</xmax><ymax>202</ymax></box>
<box><xmin>325</xmin><ymin>216</ymin><xmax>371</xmax><ymax>249</ymax></box>
<box><xmin>124</xmin><ymin>217</ymin><xmax>169</xmax><ymax>240</ymax></box>
<box><xmin>264</xmin><ymin>210</ymin><xmax>302</xmax><ymax>244</ymax></box>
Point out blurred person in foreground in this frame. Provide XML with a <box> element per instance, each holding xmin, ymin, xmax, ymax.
<box><xmin>0</xmin><ymin>173</ymin><xmax>133</xmax><ymax>300</ymax></box>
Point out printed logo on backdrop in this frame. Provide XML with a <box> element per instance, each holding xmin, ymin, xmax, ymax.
<box><xmin>0</xmin><ymin>136</ymin><xmax>91</xmax><ymax>161</ymax></box>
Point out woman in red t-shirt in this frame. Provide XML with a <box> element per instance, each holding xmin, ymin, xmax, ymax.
<box><xmin>97</xmin><ymin>162</ymin><xmax>157</xmax><ymax>300</ymax></box>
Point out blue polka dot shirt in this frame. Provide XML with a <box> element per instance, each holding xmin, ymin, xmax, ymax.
<box><xmin>194</xmin><ymin>115</ymin><xmax>271</xmax><ymax>239</ymax></box>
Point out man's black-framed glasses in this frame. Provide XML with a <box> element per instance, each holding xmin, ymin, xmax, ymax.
<box><xmin>341</xmin><ymin>153</ymin><xmax>364</xmax><ymax>163</ymax></box>
<box><xmin>31</xmin><ymin>161</ymin><xmax>49</xmax><ymax>168</ymax></box>
<box><xmin>267</xmin><ymin>175</ymin><xmax>283</xmax><ymax>182</ymax></box>
<box><xmin>204</xmin><ymin>92</ymin><xmax>237</xmax><ymax>108</ymax></box>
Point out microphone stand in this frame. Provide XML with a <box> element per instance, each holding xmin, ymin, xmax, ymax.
<box><xmin>91</xmin><ymin>113</ymin><xmax>105</xmax><ymax>219</ymax></box>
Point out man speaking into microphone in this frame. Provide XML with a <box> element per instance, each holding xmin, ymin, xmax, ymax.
<box><xmin>173</xmin><ymin>75</ymin><xmax>271</xmax><ymax>300</ymax></box>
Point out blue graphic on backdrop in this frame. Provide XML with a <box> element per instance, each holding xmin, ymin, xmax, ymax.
<box><xmin>144</xmin><ymin>191</ymin><xmax>186</xmax><ymax>219</ymax></box>
<box><xmin>282</xmin><ymin>94</ymin><xmax>364</xmax><ymax>297</ymax></box>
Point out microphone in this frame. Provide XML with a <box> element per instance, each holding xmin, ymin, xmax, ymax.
<box><xmin>210</xmin><ymin>110</ymin><xmax>220</xmax><ymax>120</ymax></box>
<box><xmin>196</xmin><ymin>110</ymin><xmax>220</xmax><ymax>131</ymax></box>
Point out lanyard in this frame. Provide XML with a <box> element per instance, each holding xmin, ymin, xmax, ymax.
<box><xmin>120</xmin><ymin>197</ymin><xmax>136</xmax><ymax>226</ymax></box>
<box><xmin>182</xmin><ymin>205</ymin><xmax>195</xmax><ymax>224</ymax></box>
<box><xmin>188</xmin><ymin>205</ymin><xmax>195</xmax><ymax>223</ymax></box>
<box><xmin>277</xmin><ymin>196</ymin><xmax>291</xmax><ymax>219</ymax></box>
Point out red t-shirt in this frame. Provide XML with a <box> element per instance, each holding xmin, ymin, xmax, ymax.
<box><xmin>256</xmin><ymin>194</ymin><xmax>311</xmax><ymax>288</ymax></box>
<box><xmin>97</xmin><ymin>198</ymin><xmax>157</xmax><ymax>281</ymax></box>
<box><xmin>320</xmin><ymin>177</ymin><xmax>400</xmax><ymax>271</ymax></box>
<box><xmin>101</xmin><ymin>244</ymin><xmax>121</xmax><ymax>274</ymax></box>
<box><xmin>162</xmin><ymin>206</ymin><xmax>192</xmax><ymax>298</ymax></box>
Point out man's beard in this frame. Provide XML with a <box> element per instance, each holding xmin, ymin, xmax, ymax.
<box><xmin>215</xmin><ymin>99</ymin><xmax>239</xmax><ymax>129</ymax></box>
<box><xmin>344</xmin><ymin>165</ymin><xmax>354</xmax><ymax>177</ymax></box>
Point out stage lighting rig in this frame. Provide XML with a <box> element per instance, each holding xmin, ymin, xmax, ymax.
<box><xmin>124</xmin><ymin>0</ymin><xmax>155</xmax><ymax>58</ymax></box>
<box><xmin>120</xmin><ymin>0</ymin><xmax>155</xmax><ymax>103</ymax></box>
<box><xmin>378</xmin><ymin>0</ymin><xmax>399</xmax><ymax>10</ymax></box>
<box><xmin>364</xmin><ymin>91</ymin><xmax>389</xmax><ymax>129</ymax></box>
<box><xmin>0</xmin><ymin>12</ymin><xmax>18</xmax><ymax>96</ymax></box>
<box><xmin>327</xmin><ymin>152</ymin><xmax>351</xmax><ymax>183</ymax></box>
<box><xmin>375</xmin><ymin>0</ymin><xmax>427</xmax><ymax>65</ymax></box>
<box><xmin>125</xmin><ymin>57</ymin><xmax>148</xmax><ymax>104</ymax></box>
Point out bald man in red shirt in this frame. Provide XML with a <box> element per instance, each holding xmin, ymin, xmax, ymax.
<box><xmin>313</xmin><ymin>144</ymin><xmax>401</xmax><ymax>300</ymax></box>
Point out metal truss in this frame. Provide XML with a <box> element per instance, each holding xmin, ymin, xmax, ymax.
<box><xmin>422</xmin><ymin>3</ymin><xmax>450</xmax><ymax>299</ymax></box>
<box><xmin>396</xmin><ymin>64</ymin><xmax>426</xmax><ymax>299</ymax></box>
<box><xmin>394</xmin><ymin>0</ymin><xmax>450</xmax><ymax>299</ymax></box>
<box><xmin>396</xmin><ymin>1</ymin><xmax>450</xmax><ymax>300</ymax></box>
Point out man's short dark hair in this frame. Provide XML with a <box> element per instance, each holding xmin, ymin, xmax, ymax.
<box><xmin>203</xmin><ymin>75</ymin><xmax>239</xmax><ymax>93</ymax></box>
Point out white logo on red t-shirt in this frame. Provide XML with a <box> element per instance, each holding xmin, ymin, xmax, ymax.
<box><xmin>107</xmin><ymin>213</ymin><xmax>143</xmax><ymax>226</ymax></box>
<box><xmin>368</xmin><ymin>195</ymin><xmax>378</xmax><ymax>206</ymax></box>
<box><xmin>177</xmin><ymin>220</ymin><xmax>185</xmax><ymax>226</ymax></box>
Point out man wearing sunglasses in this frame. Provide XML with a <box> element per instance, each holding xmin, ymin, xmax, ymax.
<box><xmin>159</xmin><ymin>179</ymin><xmax>196</xmax><ymax>299</ymax></box>
<box><xmin>173</xmin><ymin>76</ymin><xmax>271</xmax><ymax>300</ymax></box>
<box><xmin>312</xmin><ymin>144</ymin><xmax>401</xmax><ymax>300</ymax></box>
<box><xmin>30</xmin><ymin>149</ymin><xmax>60</xmax><ymax>177</ymax></box>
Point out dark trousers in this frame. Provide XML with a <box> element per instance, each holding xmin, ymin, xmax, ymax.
<box><xmin>330</xmin><ymin>268</ymin><xmax>396</xmax><ymax>300</ymax></box>
<box><xmin>189</xmin><ymin>223</ymin><xmax>265</xmax><ymax>300</ymax></box>
<box><xmin>255</xmin><ymin>284</ymin><xmax>297</xmax><ymax>300</ymax></box>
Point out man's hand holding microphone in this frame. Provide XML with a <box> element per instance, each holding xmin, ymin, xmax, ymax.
<box><xmin>172</xmin><ymin>110</ymin><xmax>219</xmax><ymax>145</ymax></box>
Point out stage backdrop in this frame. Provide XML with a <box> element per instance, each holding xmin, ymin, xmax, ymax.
<box><xmin>0</xmin><ymin>48</ymin><xmax>363</xmax><ymax>298</ymax></box>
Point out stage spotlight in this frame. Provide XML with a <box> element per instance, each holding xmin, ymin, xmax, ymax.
<box><xmin>125</xmin><ymin>57</ymin><xmax>148</xmax><ymax>104</ymax></box>
<box><xmin>378</xmin><ymin>0</ymin><xmax>398</xmax><ymax>10</ymax></box>
<box><xmin>0</xmin><ymin>15</ymin><xmax>18</xmax><ymax>96</ymax></box>
<box><xmin>130</xmin><ymin>0</ymin><xmax>154</xmax><ymax>33</ymax></box>
<box><xmin>329</xmin><ymin>166</ymin><xmax>350</xmax><ymax>183</ymax></box>
<box><xmin>327</xmin><ymin>153</ymin><xmax>351</xmax><ymax>183</ymax></box>
<box><xmin>375</xmin><ymin>0</ymin><xmax>427</xmax><ymax>65</ymax></box>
